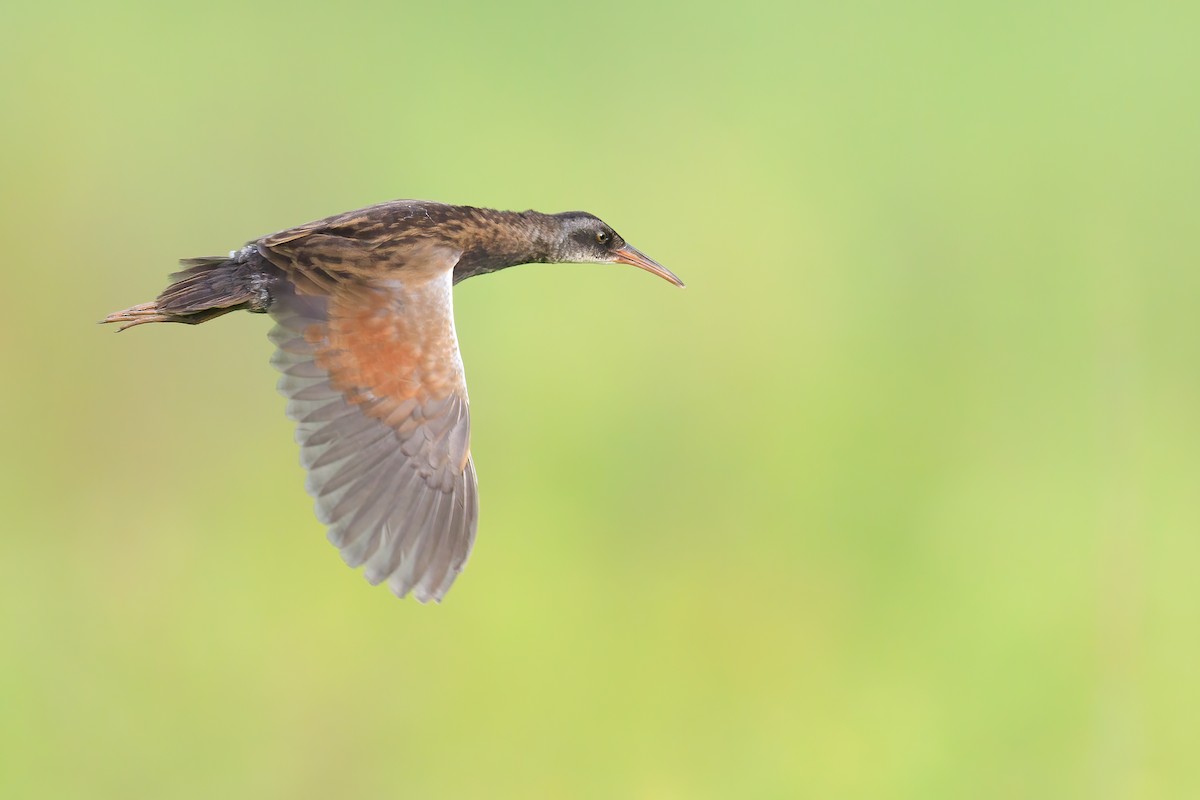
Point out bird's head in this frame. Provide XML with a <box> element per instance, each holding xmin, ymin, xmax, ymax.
<box><xmin>548</xmin><ymin>211</ymin><xmax>684</xmax><ymax>287</ymax></box>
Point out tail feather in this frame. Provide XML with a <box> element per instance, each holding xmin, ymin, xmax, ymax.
<box><xmin>102</xmin><ymin>250</ymin><xmax>273</xmax><ymax>331</ymax></box>
<box><xmin>101</xmin><ymin>302</ymin><xmax>184</xmax><ymax>331</ymax></box>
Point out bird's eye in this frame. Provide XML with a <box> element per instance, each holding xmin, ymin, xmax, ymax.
<box><xmin>596</xmin><ymin>230</ymin><xmax>611</xmax><ymax>245</ymax></box>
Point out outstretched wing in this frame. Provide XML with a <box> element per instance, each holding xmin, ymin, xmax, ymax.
<box><xmin>266</xmin><ymin>260</ymin><xmax>478</xmax><ymax>602</ymax></box>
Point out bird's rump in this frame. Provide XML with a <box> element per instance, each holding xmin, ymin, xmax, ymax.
<box><xmin>267</xmin><ymin>267</ymin><xmax>478</xmax><ymax>602</ymax></box>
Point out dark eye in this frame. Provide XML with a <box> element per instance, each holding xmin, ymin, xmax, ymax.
<box><xmin>596</xmin><ymin>230</ymin><xmax>610</xmax><ymax>245</ymax></box>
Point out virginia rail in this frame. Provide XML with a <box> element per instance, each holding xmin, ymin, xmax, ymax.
<box><xmin>104</xmin><ymin>200</ymin><xmax>683</xmax><ymax>602</ymax></box>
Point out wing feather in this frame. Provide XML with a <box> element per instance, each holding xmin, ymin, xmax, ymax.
<box><xmin>267</xmin><ymin>262</ymin><xmax>478</xmax><ymax>601</ymax></box>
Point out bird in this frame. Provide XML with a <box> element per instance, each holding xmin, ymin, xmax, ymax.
<box><xmin>103</xmin><ymin>200</ymin><xmax>683</xmax><ymax>602</ymax></box>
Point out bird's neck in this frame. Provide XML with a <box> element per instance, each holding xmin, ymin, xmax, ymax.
<box><xmin>452</xmin><ymin>210</ymin><xmax>557</xmax><ymax>284</ymax></box>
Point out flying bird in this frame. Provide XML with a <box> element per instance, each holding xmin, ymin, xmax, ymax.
<box><xmin>103</xmin><ymin>200</ymin><xmax>683</xmax><ymax>602</ymax></box>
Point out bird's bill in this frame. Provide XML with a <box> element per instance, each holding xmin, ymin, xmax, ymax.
<box><xmin>612</xmin><ymin>245</ymin><xmax>685</xmax><ymax>288</ymax></box>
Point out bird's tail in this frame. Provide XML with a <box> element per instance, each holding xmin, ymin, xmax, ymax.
<box><xmin>102</xmin><ymin>251</ymin><xmax>271</xmax><ymax>332</ymax></box>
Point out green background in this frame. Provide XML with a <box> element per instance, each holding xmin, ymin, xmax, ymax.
<box><xmin>2</xmin><ymin>1</ymin><xmax>1197</xmax><ymax>797</ymax></box>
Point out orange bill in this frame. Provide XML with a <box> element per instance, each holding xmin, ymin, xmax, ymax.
<box><xmin>612</xmin><ymin>244</ymin><xmax>685</xmax><ymax>287</ymax></box>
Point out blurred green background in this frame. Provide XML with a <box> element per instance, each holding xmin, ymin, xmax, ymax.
<box><xmin>2</xmin><ymin>1</ymin><xmax>1197</xmax><ymax>797</ymax></box>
